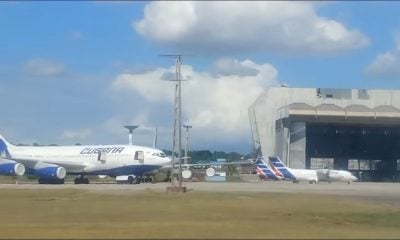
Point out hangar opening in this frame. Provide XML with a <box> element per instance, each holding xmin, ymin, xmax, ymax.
<box><xmin>306</xmin><ymin>122</ymin><xmax>400</xmax><ymax>181</ymax></box>
<box><xmin>249</xmin><ymin>87</ymin><xmax>400</xmax><ymax>182</ymax></box>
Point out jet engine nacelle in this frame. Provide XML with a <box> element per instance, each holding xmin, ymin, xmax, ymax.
<box><xmin>0</xmin><ymin>159</ymin><xmax>25</xmax><ymax>176</ymax></box>
<box><xmin>34</xmin><ymin>162</ymin><xmax>66</xmax><ymax>180</ymax></box>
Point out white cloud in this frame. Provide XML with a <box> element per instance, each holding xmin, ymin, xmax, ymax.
<box><xmin>134</xmin><ymin>1</ymin><xmax>369</xmax><ymax>55</ymax></box>
<box><xmin>365</xmin><ymin>34</ymin><xmax>400</xmax><ymax>78</ymax></box>
<box><xmin>24</xmin><ymin>58</ymin><xmax>65</xmax><ymax>77</ymax></box>
<box><xmin>99</xmin><ymin>116</ymin><xmax>170</xmax><ymax>147</ymax></box>
<box><xmin>61</xmin><ymin>128</ymin><xmax>92</xmax><ymax>140</ymax></box>
<box><xmin>111</xmin><ymin>58</ymin><xmax>279</xmax><ymax>143</ymax></box>
<box><xmin>212</xmin><ymin>58</ymin><xmax>259</xmax><ymax>76</ymax></box>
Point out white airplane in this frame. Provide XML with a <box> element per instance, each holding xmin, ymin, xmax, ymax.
<box><xmin>0</xmin><ymin>134</ymin><xmax>171</xmax><ymax>184</ymax></box>
<box><xmin>268</xmin><ymin>156</ymin><xmax>318</xmax><ymax>184</ymax></box>
<box><xmin>316</xmin><ymin>169</ymin><xmax>358</xmax><ymax>184</ymax></box>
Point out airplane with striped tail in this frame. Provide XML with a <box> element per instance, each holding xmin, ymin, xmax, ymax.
<box><xmin>0</xmin><ymin>133</ymin><xmax>171</xmax><ymax>184</ymax></box>
<box><xmin>268</xmin><ymin>156</ymin><xmax>318</xmax><ymax>184</ymax></box>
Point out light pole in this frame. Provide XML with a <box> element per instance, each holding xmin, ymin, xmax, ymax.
<box><xmin>153</xmin><ymin>127</ymin><xmax>158</xmax><ymax>148</ymax></box>
<box><xmin>124</xmin><ymin>126</ymin><xmax>139</xmax><ymax>145</ymax></box>
<box><xmin>183</xmin><ymin>125</ymin><xmax>192</xmax><ymax>165</ymax></box>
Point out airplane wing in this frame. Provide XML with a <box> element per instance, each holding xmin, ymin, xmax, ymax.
<box><xmin>185</xmin><ymin>160</ymin><xmax>254</xmax><ymax>167</ymax></box>
<box><xmin>3</xmin><ymin>157</ymin><xmax>88</xmax><ymax>172</ymax></box>
<box><xmin>161</xmin><ymin>160</ymin><xmax>255</xmax><ymax>169</ymax></box>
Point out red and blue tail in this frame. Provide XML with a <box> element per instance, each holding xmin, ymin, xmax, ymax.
<box><xmin>255</xmin><ymin>157</ymin><xmax>280</xmax><ymax>180</ymax></box>
<box><xmin>268</xmin><ymin>156</ymin><xmax>296</xmax><ymax>180</ymax></box>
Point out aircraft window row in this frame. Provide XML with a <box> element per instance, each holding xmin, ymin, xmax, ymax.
<box><xmin>20</xmin><ymin>153</ymin><xmax>137</xmax><ymax>161</ymax></box>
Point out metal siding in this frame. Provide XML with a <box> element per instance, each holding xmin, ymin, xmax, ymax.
<box><xmin>248</xmin><ymin>87</ymin><xmax>400</xmax><ymax>169</ymax></box>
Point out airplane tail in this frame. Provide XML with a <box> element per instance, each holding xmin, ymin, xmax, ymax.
<box><xmin>255</xmin><ymin>157</ymin><xmax>280</xmax><ymax>180</ymax></box>
<box><xmin>268</xmin><ymin>156</ymin><xmax>296</xmax><ymax>180</ymax></box>
<box><xmin>0</xmin><ymin>134</ymin><xmax>14</xmax><ymax>158</ymax></box>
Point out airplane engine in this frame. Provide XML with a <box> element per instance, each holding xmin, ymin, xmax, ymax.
<box><xmin>0</xmin><ymin>159</ymin><xmax>25</xmax><ymax>176</ymax></box>
<box><xmin>34</xmin><ymin>162</ymin><xmax>66</xmax><ymax>180</ymax></box>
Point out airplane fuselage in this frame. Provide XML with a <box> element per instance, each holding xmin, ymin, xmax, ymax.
<box><xmin>288</xmin><ymin>168</ymin><xmax>318</xmax><ymax>183</ymax></box>
<box><xmin>317</xmin><ymin>169</ymin><xmax>358</xmax><ymax>183</ymax></box>
<box><xmin>8</xmin><ymin>144</ymin><xmax>170</xmax><ymax>177</ymax></box>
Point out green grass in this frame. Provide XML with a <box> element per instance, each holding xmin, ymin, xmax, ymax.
<box><xmin>0</xmin><ymin>189</ymin><xmax>399</xmax><ymax>239</ymax></box>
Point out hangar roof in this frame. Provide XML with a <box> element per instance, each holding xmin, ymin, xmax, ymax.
<box><xmin>284</xmin><ymin>103</ymin><xmax>400</xmax><ymax>124</ymax></box>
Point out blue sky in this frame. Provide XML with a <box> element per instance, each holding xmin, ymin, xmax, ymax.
<box><xmin>1</xmin><ymin>1</ymin><xmax>400</xmax><ymax>153</ymax></box>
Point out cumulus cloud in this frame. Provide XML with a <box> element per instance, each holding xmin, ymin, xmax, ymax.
<box><xmin>134</xmin><ymin>1</ymin><xmax>369</xmax><ymax>55</ymax></box>
<box><xmin>212</xmin><ymin>58</ymin><xmax>259</xmax><ymax>76</ymax></box>
<box><xmin>365</xmin><ymin>35</ymin><xmax>400</xmax><ymax>78</ymax></box>
<box><xmin>111</xmin><ymin>58</ymin><xmax>279</xmax><ymax>142</ymax></box>
<box><xmin>24</xmin><ymin>58</ymin><xmax>65</xmax><ymax>77</ymax></box>
<box><xmin>61</xmin><ymin>128</ymin><xmax>92</xmax><ymax>140</ymax></box>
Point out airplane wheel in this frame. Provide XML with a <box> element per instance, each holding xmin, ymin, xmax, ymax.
<box><xmin>134</xmin><ymin>177</ymin><xmax>141</xmax><ymax>184</ymax></box>
<box><xmin>74</xmin><ymin>178</ymin><xmax>89</xmax><ymax>184</ymax></box>
<box><xmin>128</xmin><ymin>176</ymin><xmax>134</xmax><ymax>184</ymax></box>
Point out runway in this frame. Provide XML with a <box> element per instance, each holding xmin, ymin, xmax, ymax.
<box><xmin>0</xmin><ymin>181</ymin><xmax>399</xmax><ymax>203</ymax></box>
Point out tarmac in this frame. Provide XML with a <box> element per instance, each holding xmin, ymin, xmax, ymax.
<box><xmin>0</xmin><ymin>181</ymin><xmax>400</xmax><ymax>203</ymax></box>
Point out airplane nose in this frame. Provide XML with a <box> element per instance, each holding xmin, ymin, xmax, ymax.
<box><xmin>163</xmin><ymin>157</ymin><xmax>172</xmax><ymax>165</ymax></box>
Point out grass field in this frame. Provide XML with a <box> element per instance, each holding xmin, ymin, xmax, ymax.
<box><xmin>0</xmin><ymin>188</ymin><xmax>400</xmax><ymax>239</ymax></box>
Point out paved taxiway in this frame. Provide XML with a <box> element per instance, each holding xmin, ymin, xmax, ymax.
<box><xmin>0</xmin><ymin>181</ymin><xmax>399</xmax><ymax>203</ymax></box>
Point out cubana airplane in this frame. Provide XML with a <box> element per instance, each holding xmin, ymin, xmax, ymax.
<box><xmin>268</xmin><ymin>156</ymin><xmax>319</xmax><ymax>184</ymax></box>
<box><xmin>316</xmin><ymin>169</ymin><xmax>358</xmax><ymax>184</ymax></box>
<box><xmin>0</xmin><ymin>134</ymin><xmax>171</xmax><ymax>184</ymax></box>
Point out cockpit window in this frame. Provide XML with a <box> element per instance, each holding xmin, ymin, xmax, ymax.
<box><xmin>152</xmin><ymin>152</ymin><xmax>167</xmax><ymax>158</ymax></box>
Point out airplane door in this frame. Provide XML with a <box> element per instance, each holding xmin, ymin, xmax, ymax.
<box><xmin>97</xmin><ymin>151</ymin><xmax>107</xmax><ymax>164</ymax></box>
<box><xmin>135</xmin><ymin>151</ymin><xmax>144</xmax><ymax>163</ymax></box>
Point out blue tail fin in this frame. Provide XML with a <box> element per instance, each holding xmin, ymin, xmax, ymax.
<box><xmin>268</xmin><ymin>156</ymin><xmax>296</xmax><ymax>180</ymax></box>
<box><xmin>255</xmin><ymin>157</ymin><xmax>280</xmax><ymax>180</ymax></box>
<box><xmin>0</xmin><ymin>134</ymin><xmax>13</xmax><ymax>158</ymax></box>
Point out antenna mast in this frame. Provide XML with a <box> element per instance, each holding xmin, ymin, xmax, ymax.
<box><xmin>161</xmin><ymin>54</ymin><xmax>185</xmax><ymax>188</ymax></box>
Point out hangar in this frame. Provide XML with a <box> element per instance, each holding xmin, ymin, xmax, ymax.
<box><xmin>248</xmin><ymin>87</ymin><xmax>400</xmax><ymax>181</ymax></box>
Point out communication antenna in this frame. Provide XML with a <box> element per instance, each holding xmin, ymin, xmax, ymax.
<box><xmin>160</xmin><ymin>54</ymin><xmax>189</xmax><ymax>188</ymax></box>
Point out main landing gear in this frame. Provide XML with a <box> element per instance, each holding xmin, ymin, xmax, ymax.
<box><xmin>134</xmin><ymin>176</ymin><xmax>142</xmax><ymax>184</ymax></box>
<box><xmin>74</xmin><ymin>175</ymin><xmax>89</xmax><ymax>184</ymax></box>
<box><xmin>127</xmin><ymin>176</ymin><xmax>141</xmax><ymax>184</ymax></box>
